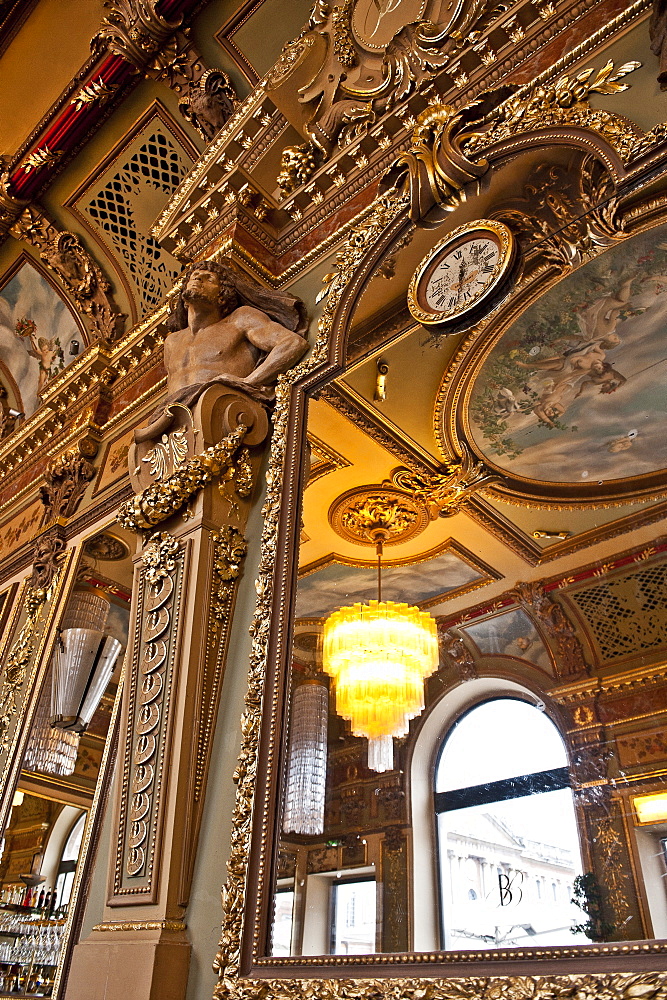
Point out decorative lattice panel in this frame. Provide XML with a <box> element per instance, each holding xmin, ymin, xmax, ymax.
<box><xmin>568</xmin><ymin>562</ymin><xmax>667</xmax><ymax>662</ymax></box>
<box><xmin>80</xmin><ymin>124</ymin><xmax>191</xmax><ymax>316</ymax></box>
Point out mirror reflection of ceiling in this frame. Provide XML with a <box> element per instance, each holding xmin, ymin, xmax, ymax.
<box><xmin>462</xmin><ymin>225</ymin><xmax>667</xmax><ymax>487</ymax></box>
<box><xmin>300</xmin><ymin>190</ymin><xmax>667</xmax><ymax>632</ymax></box>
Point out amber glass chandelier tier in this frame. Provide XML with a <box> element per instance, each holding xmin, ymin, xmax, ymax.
<box><xmin>322</xmin><ymin>600</ymin><xmax>439</xmax><ymax>766</ymax></box>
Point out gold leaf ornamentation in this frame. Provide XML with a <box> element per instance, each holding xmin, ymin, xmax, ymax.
<box><xmin>118</xmin><ymin>423</ymin><xmax>248</xmax><ymax>531</ymax></box>
<box><xmin>70</xmin><ymin>77</ymin><xmax>118</xmax><ymax>110</ymax></box>
<box><xmin>21</xmin><ymin>147</ymin><xmax>64</xmax><ymax>174</ymax></box>
<box><xmin>391</xmin><ymin>445</ymin><xmax>500</xmax><ymax>518</ymax></box>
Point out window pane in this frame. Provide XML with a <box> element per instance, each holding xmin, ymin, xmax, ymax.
<box><xmin>61</xmin><ymin>814</ymin><xmax>85</xmax><ymax>862</ymax></box>
<box><xmin>271</xmin><ymin>890</ymin><xmax>295</xmax><ymax>956</ymax></box>
<box><xmin>436</xmin><ymin>699</ymin><xmax>567</xmax><ymax>792</ymax></box>
<box><xmin>438</xmin><ymin>787</ymin><xmax>588</xmax><ymax>950</ymax></box>
<box><xmin>332</xmin><ymin>880</ymin><xmax>376</xmax><ymax>954</ymax></box>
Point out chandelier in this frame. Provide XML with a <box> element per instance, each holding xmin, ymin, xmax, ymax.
<box><xmin>283</xmin><ymin>678</ymin><xmax>328</xmax><ymax>835</ymax></box>
<box><xmin>322</xmin><ymin>515</ymin><xmax>438</xmax><ymax>773</ymax></box>
<box><xmin>24</xmin><ymin>589</ymin><xmax>121</xmax><ymax>776</ymax></box>
<box><xmin>51</xmin><ymin>589</ymin><xmax>122</xmax><ymax>733</ymax></box>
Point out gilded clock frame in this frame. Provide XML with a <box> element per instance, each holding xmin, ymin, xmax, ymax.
<box><xmin>407</xmin><ymin>219</ymin><xmax>515</xmax><ymax>327</ymax></box>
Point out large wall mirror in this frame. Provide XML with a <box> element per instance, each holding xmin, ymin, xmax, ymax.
<box><xmin>0</xmin><ymin>522</ymin><xmax>132</xmax><ymax>998</ymax></box>
<box><xmin>233</xmin><ymin>147</ymin><xmax>667</xmax><ymax>988</ymax></box>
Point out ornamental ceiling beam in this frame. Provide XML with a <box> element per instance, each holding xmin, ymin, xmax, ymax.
<box><xmin>0</xmin><ymin>0</ymin><xmax>232</xmax><ymax>242</ymax></box>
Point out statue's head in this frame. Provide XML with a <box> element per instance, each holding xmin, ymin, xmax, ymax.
<box><xmin>167</xmin><ymin>259</ymin><xmax>310</xmax><ymax>337</ymax></box>
<box><xmin>180</xmin><ymin>262</ymin><xmax>238</xmax><ymax>318</ymax></box>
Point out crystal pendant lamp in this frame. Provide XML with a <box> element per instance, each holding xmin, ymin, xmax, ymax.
<box><xmin>51</xmin><ymin>590</ymin><xmax>122</xmax><ymax>733</ymax></box>
<box><xmin>322</xmin><ymin>522</ymin><xmax>439</xmax><ymax>773</ymax></box>
<box><xmin>24</xmin><ymin>590</ymin><xmax>121</xmax><ymax>776</ymax></box>
<box><xmin>283</xmin><ymin>678</ymin><xmax>329</xmax><ymax>835</ymax></box>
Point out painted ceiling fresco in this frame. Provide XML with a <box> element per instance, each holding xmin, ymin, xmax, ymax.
<box><xmin>0</xmin><ymin>260</ymin><xmax>81</xmax><ymax>416</ymax></box>
<box><xmin>295</xmin><ymin>547</ymin><xmax>484</xmax><ymax>620</ymax></box>
<box><xmin>461</xmin><ymin>608</ymin><xmax>552</xmax><ymax>673</ymax></box>
<box><xmin>467</xmin><ymin>224</ymin><xmax>667</xmax><ymax>485</ymax></box>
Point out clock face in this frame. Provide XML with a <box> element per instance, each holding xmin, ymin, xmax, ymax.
<box><xmin>408</xmin><ymin>221</ymin><xmax>515</xmax><ymax>328</ymax></box>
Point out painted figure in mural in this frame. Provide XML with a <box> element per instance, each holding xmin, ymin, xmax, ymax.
<box><xmin>515</xmin><ymin>278</ymin><xmax>630</xmax><ymax>427</ymax></box>
<box><xmin>135</xmin><ymin>262</ymin><xmax>308</xmax><ymax>442</ymax></box>
<box><xmin>14</xmin><ymin>317</ymin><xmax>64</xmax><ymax>392</ymax></box>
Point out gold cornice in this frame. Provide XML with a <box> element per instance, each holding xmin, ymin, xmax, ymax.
<box><xmin>152</xmin><ymin>0</ymin><xmax>654</xmax><ymax>280</ymax></box>
<box><xmin>92</xmin><ymin>920</ymin><xmax>186</xmax><ymax>933</ymax></box>
<box><xmin>552</xmin><ymin>662</ymin><xmax>667</xmax><ymax>704</ymax></box>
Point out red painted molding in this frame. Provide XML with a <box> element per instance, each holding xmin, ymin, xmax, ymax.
<box><xmin>5</xmin><ymin>0</ymin><xmax>203</xmax><ymax>204</ymax></box>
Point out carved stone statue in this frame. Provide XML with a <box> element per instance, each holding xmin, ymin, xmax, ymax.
<box><xmin>651</xmin><ymin>1</ymin><xmax>667</xmax><ymax>89</ymax></box>
<box><xmin>135</xmin><ymin>262</ymin><xmax>308</xmax><ymax>443</ymax></box>
<box><xmin>179</xmin><ymin>70</ymin><xmax>236</xmax><ymax>142</ymax></box>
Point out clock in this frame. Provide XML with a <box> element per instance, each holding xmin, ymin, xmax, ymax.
<box><xmin>407</xmin><ymin>220</ymin><xmax>515</xmax><ymax>328</ymax></box>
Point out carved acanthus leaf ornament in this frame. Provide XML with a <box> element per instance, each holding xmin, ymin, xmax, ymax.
<box><xmin>494</xmin><ymin>157</ymin><xmax>624</xmax><ymax>270</ymax></box>
<box><xmin>510</xmin><ymin>581</ymin><xmax>588</xmax><ymax>678</ymax></box>
<box><xmin>40</xmin><ymin>449</ymin><xmax>96</xmax><ymax>523</ymax></box>
<box><xmin>10</xmin><ymin>211</ymin><xmax>124</xmax><ymax>341</ymax></box>
<box><xmin>118</xmin><ymin>423</ymin><xmax>249</xmax><ymax>531</ymax></box>
<box><xmin>391</xmin><ymin>445</ymin><xmax>500</xmax><ymax>517</ymax></box>
<box><xmin>388</xmin><ymin>60</ymin><xmax>642</xmax><ymax>226</ymax></box>
<box><xmin>91</xmin><ymin>0</ymin><xmax>182</xmax><ymax>68</ymax></box>
<box><xmin>270</xmin><ymin>0</ymin><xmax>493</xmax><ymax>194</ymax></box>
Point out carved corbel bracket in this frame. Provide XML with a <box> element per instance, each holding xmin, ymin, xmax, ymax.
<box><xmin>386</xmin><ymin>60</ymin><xmax>643</xmax><ymax>226</ymax></box>
<box><xmin>91</xmin><ymin>0</ymin><xmax>183</xmax><ymax>70</ymax></box>
<box><xmin>39</xmin><ymin>448</ymin><xmax>97</xmax><ymax>525</ymax></box>
<box><xmin>390</xmin><ymin>443</ymin><xmax>501</xmax><ymax>518</ymax></box>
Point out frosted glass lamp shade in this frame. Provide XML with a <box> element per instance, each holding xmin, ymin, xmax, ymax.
<box><xmin>52</xmin><ymin>629</ymin><xmax>121</xmax><ymax>732</ymax></box>
<box><xmin>24</xmin><ymin>679</ymin><xmax>80</xmax><ymax>777</ymax></box>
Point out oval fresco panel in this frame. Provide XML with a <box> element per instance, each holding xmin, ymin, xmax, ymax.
<box><xmin>466</xmin><ymin>224</ymin><xmax>667</xmax><ymax>486</ymax></box>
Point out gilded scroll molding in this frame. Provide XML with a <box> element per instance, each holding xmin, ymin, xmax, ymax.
<box><xmin>0</xmin><ymin>586</ymin><xmax>46</xmax><ymax>755</ymax></box>
<box><xmin>10</xmin><ymin>209</ymin><xmax>125</xmax><ymax>341</ymax></box>
<box><xmin>391</xmin><ymin>445</ymin><xmax>500</xmax><ymax>518</ymax></box>
<box><xmin>387</xmin><ymin>60</ymin><xmax>642</xmax><ymax>226</ymax></box>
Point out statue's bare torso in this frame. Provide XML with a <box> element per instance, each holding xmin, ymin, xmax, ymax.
<box><xmin>164</xmin><ymin>306</ymin><xmax>265</xmax><ymax>393</ymax></box>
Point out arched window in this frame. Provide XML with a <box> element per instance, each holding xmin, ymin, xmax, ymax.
<box><xmin>435</xmin><ymin>698</ymin><xmax>588</xmax><ymax>951</ymax></box>
<box><xmin>54</xmin><ymin>812</ymin><xmax>86</xmax><ymax>914</ymax></box>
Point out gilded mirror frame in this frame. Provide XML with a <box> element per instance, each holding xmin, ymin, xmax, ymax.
<box><xmin>215</xmin><ymin>107</ymin><xmax>667</xmax><ymax>997</ymax></box>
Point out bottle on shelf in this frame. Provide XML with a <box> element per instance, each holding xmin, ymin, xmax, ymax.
<box><xmin>37</xmin><ymin>888</ymin><xmax>45</xmax><ymax>909</ymax></box>
<box><xmin>44</xmin><ymin>889</ymin><xmax>52</xmax><ymax>914</ymax></box>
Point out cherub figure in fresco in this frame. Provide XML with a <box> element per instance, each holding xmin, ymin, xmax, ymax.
<box><xmin>575</xmin><ymin>276</ymin><xmax>633</xmax><ymax>342</ymax></box>
<box><xmin>573</xmin><ymin>359</ymin><xmax>627</xmax><ymax>397</ymax></box>
<box><xmin>518</xmin><ymin>276</ymin><xmax>631</xmax><ymax>381</ymax></box>
<box><xmin>14</xmin><ymin>317</ymin><xmax>64</xmax><ymax>392</ymax></box>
